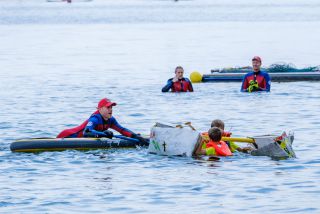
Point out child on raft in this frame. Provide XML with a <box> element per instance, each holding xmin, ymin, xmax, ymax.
<box><xmin>195</xmin><ymin>127</ymin><xmax>232</xmax><ymax>156</ymax></box>
<box><xmin>202</xmin><ymin>119</ymin><xmax>252</xmax><ymax>153</ymax></box>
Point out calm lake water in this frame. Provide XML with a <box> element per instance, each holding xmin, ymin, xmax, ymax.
<box><xmin>1</xmin><ymin>0</ymin><xmax>320</xmax><ymax>213</ymax></box>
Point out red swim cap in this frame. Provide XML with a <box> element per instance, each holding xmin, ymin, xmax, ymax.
<box><xmin>97</xmin><ymin>98</ymin><xmax>117</xmax><ymax>109</ymax></box>
<box><xmin>252</xmin><ymin>56</ymin><xmax>262</xmax><ymax>63</ymax></box>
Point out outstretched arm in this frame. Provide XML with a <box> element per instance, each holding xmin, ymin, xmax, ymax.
<box><xmin>110</xmin><ymin>117</ymin><xmax>134</xmax><ymax>137</ymax></box>
<box><xmin>110</xmin><ymin>117</ymin><xmax>149</xmax><ymax>145</ymax></box>
<box><xmin>161</xmin><ymin>79</ymin><xmax>173</xmax><ymax>92</ymax></box>
<box><xmin>194</xmin><ymin>139</ymin><xmax>207</xmax><ymax>155</ymax></box>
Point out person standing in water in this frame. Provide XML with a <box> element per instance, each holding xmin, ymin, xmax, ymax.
<box><xmin>162</xmin><ymin>66</ymin><xmax>194</xmax><ymax>92</ymax></box>
<box><xmin>241</xmin><ymin>56</ymin><xmax>271</xmax><ymax>92</ymax></box>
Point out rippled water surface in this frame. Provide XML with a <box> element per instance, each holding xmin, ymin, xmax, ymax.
<box><xmin>1</xmin><ymin>0</ymin><xmax>320</xmax><ymax>213</ymax></box>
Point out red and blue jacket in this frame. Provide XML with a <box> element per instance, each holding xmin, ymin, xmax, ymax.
<box><xmin>57</xmin><ymin>111</ymin><xmax>134</xmax><ymax>138</ymax></box>
<box><xmin>162</xmin><ymin>78</ymin><xmax>194</xmax><ymax>92</ymax></box>
<box><xmin>241</xmin><ymin>71</ymin><xmax>271</xmax><ymax>92</ymax></box>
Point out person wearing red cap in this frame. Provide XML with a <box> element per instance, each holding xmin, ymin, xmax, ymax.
<box><xmin>162</xmin><ymin>66</ymin><xmax>194</xmax><ymax>92</ymax></box>
<box><xmin>56</xmin><ymin>98</ymin><xmax>148</xmax><ymax>145</ymax></box>
<box><xmin>241</xmin><ymin>56</ymin><xmax>271</xmax><ymax>92</ymax></box>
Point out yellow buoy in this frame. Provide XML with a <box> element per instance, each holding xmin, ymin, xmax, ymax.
<box><xmin>190</xmin><ymin>71</ymin><xmax>202</xmax><ymax>83</ymax></box>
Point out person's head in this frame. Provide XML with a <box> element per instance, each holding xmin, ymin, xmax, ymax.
<box><xmin>175</xmin><ymin>66</ymin><xmax>184</xmax><ymax>79</ymax></box>
<box><xmin>208</xmin><ymin>127</ymin><xmax>222</xmax><ymax>142</ymax></box>
<box><xmin>211</xmin><ymin>119</ymin><xmax>225</xmax><ymax>130</ymax></box>
<box><xmin>252</xmin><ymin>56</ymin><xmax>262</xmax><ymax>72</ymax></box>
<box><xmin>97</xmin><ymin>98</ymin><xmax>117</xmax><ymax>119</ymax></box>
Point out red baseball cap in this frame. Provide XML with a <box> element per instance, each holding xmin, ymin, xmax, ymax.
<box><xmin>252</xmin><ymin>56</ymin><xmax>262</xmax><ymax>63</ymax></box>
<box><xmin>97</xmin><ymin>98</ymin><xmax>117</xmax><ymax>109</ymax></box>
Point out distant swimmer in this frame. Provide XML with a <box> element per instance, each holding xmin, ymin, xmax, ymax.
<box><xmin>241</xmin><ymin>56</ymin><xmax>271</xmax><ymax>92</ymax></box>
<box><xmin>57</xmin><ymin>98</ymin><xmax>148</xmax><ymax>145</ymax></box>
<box><xmin>162</xmin><ymin>66</ymin><xmax>194</xmax><ymax>92</ymax></box>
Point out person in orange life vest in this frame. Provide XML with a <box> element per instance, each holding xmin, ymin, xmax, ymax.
<box><xmin>201</xmin><ymin>119</ymin><xmax>252</xmax><ymax>153</ymax></box>
<box><xmin>162</xmin><ymin>66</ymin><xmax>194</xmax><ymax>92</ymax></box>
<box><xmin>241</xmin><ymin>56</ymin><xmax>271</xmax><ymax>92</ymax></box>
<box><xmin>56</xmin><ymin>98</ymin><xmax>148</xmax><ymax>145</ymax></box>
<box><xmin>201</xmin><ymin>119</ymin><xmax>232</xmax><ymax>144</ymax></box>
<box><xmin>211</xmin><ymin>119</ymin><xmax>232</xmax><ymax>137</ymax></box>
<box><xmin>195</xmin><ymin>127</ymin><xmax>232</xmax><ymax>156</ymax></box>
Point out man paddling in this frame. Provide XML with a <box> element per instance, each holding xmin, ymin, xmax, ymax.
<box><xmin>241</xmin><ymin>56</ymin><xmax>271</xmax><ymax>92</ymax></box>
<box><xmin>162</xmin><ymin>66</ymin><xmax>194</xmax><ymax>92</ymax></box>
<box><xmin>57</xmin><ymin>98</ymin><xmax>148</xmax><ymax>145</ymax></box>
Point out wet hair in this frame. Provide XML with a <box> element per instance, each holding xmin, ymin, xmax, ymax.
<box><xmin>175</xmin><ymin>66</ymin><xmax>184</xmax><ymax>73</ymax></box>
<box><xmin>208</xmin><ymin>127</ymin><xmax>222</xmax><ymax>142</ymax></box>
<box><xmin>211</xmin><ymin>119</ymin><xmax>225</xmax><ymax>130</ymax></box>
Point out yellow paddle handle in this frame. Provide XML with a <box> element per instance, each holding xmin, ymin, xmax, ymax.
<box><xmin>201</xmin><ymin>135</ymin><xmax>255</xmax><ymax>143</ymax></box>
<box><xmin>222</xmin><ymin>137</ymin><xmax>255</xmax><ymax>143</ymax></box>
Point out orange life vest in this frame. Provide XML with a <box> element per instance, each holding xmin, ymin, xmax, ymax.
<box><xmin>206</xmin><ymin>140</ymin><xmax>233</xmax><ymax>156</ymax></box>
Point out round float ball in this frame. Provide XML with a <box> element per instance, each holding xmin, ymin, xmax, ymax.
<box><xmin>190</xmin><ymin>71</ymin><xmax>202</xmax><ymax>83</ymax></box>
